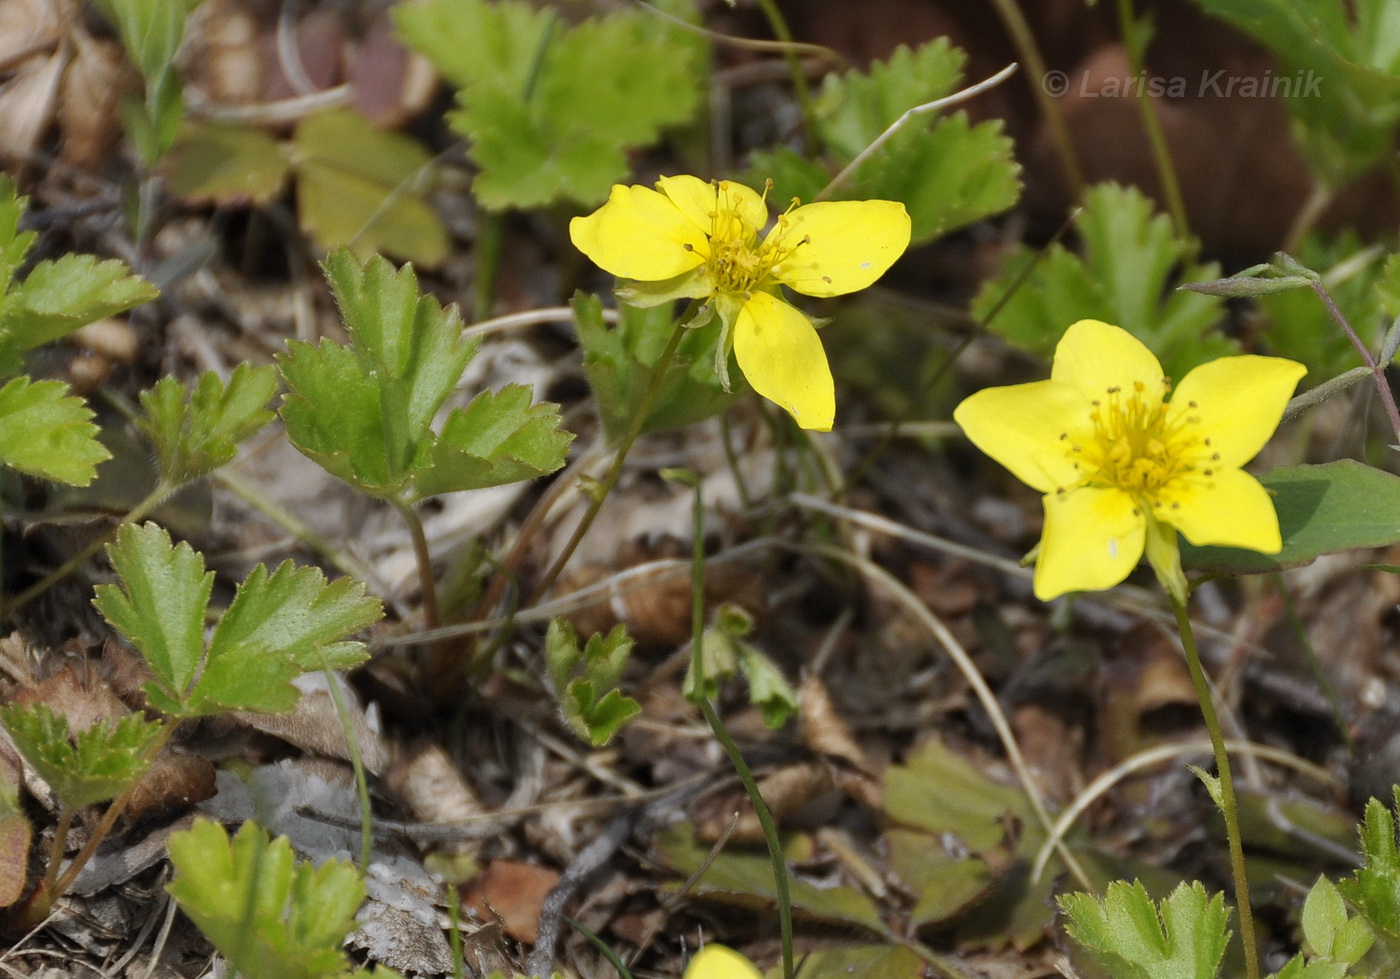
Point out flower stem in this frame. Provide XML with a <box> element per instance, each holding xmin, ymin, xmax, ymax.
<box><xmin>677</xmin><ymin>468</ymin><xmax>795</xmax><ymax>979</ymax></box>
<box><xmin>1308</xmin><ymin>278</ymin><xmax>1400</xmax><ymax>445</ymax></box>
<box><xmin>527</xmin><ymin>315</ymin><xmax>689</xmax><ymax>605</ymax></box>
<box><xmin>1171</xmin><ymin>593</ymin><xmax>1259</xmax><ymax>979</ymax></box>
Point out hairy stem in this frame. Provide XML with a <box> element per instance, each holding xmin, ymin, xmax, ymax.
<box><xmin>1309</xmin><ymin>279</ymin><xmax>1400</xmax><ymax>445</ymax></box>
<box><xmin>1172</xmin><ymin>594</ymin><xmax>1259</xmax><ymax>979</ymax></box>
<box><xmin>395</xmin><ymin>501</ymin><xmax>440</xmax><ymax>632</ymax></box>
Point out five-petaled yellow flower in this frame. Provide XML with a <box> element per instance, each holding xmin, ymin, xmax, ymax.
<box><xmin>683</xmin><ymin>944</ymin><xmax>762</xmax><ymax>979</ymax></box>
<box><xmin>570</xmin><ymin>175</ymin><xmax>911</xmax><ymax>431</ymax></box>
<box><xmin>954</xmin><ymin>320</ymin><xmax>1306</xmax><ymax>601</ymax></box>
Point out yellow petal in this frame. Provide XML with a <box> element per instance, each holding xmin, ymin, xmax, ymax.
<box><xmin>683</xmin><ymin>945</ymin><xmax>764</xmax><ymax>979</ymax></box>
<box><xmin>1050</xmin><ymin>320</ymin><xmax>1167</xmax><ymax>403</ymax></box>
<box><xmin>1168</xmin><ymin>354</ymin><xmax>1306</xmax><ymax>466</ymax></box>
<box><xmin>1160</xmin><ymin>467</ymin><xmax>1283</xmax><ymax>552</ymax></box>
<box><xmin>953</xmin><ymin>379</ymin><xmax>1088</xmax><ymax>494</ymax></box>
<box><xmin>768</xmin><ymin>200</ymin><xmax>911</xmax><ymax>297</ymax></box>
<box><xmin>1035</xmin><ymin>486</ymin><xmax>1145</xmax><ymax>599</ymax></box>
<box><xmin>658</xmin><ymin>175</ymin><xmax>767</xmax><ymax>238</ymax></box>
<box><xmin>570</xmin><ymin>183</ymin><xmax>707</xmax><ymax>281</ymax></box>
<box><xmin>733</xmin><ymin>291</ymin><xmax>834</xmax><ymax>430</ymax></box>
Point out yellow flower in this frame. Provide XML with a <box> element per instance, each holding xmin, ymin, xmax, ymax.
<box><xmin>954</xmin><ymin>319</ymin><xmax>1305</xmax><ymax>601</ymax></box>
<box><xmin>683</xmin><ymin>944</ymin><xmax>763</xmax><ymax>979</ymax></box>
<box><xmin>570</xmin><ymin>175</ymin><xmax>911</xmax><ymax>431</ymax></box>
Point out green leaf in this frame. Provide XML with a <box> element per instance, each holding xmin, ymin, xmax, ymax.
<box><xmin>94</xmin><ymin>522</ymin><xmax>214</xmax><ymax>703</ymax></box>
<box><xmin>392</xmin><ymin>0</ymin><xmax>553</xmax><ymax>91</ymax></box>
<box><xmin>0</xmin><ymin>704</ymin><xmax>162</xmax><ymax>810</ymax></box>
<box><xmin>164</xmin><ymin>120</ymin><xmax>291</xmax><ymax>205</ymax></box>
<box><xmin>279</xmin><ymin>339</ymin><xmax>401</xmax><ymax>495</ymax></box>
<box><xmin>1191</xmin><ymin>0</ymin><xmax>1400</xmax><ymax>183</ymax></box>
<box><xmin>197</xmin><ymin>560</ymin><xmax>380</xmax><ymax>714</ymax></box>
<box><xmin>1340</xmin><ymin>789</ymin><xmax>1400</xmax><ymax>963</ymax></box>
<box><xmin>0</xmin><ymin>176</ymin><xmax>156</xmax><ymax>373</ymax></box>
<box><xmin>972</xmin><ymin>183</ymin><xmax>1230</xmax><ymax>380</ymax></box>
<box><xmin>280</xmin><ymin>251</ymin><xmax>476</xmax><ymax>498</ymax></box>
<box><xmin>5</xmin><ymin>254</ymin><xmax>158</xmax><ymax>352</ymax></box>
<box><xmin>1060</xmin><ymin>880</ymin><xmax>1229</xmax><ymax>979</ymax></box>
<box><xmin>166</xmin><ymin>819</ymin><xmax>364</xmax><ymax>979</ymax></box>
<box><xmin>415</xmin><ymin>386</ymin><xmax>571</xmax><ymax>498</ymax></box>
<box><xmin>94</xmin><ymin>522</ymin><xmax>381</xmax><ymax>717</ymax></box>
<box><xmin>291</xmin><ymin>109</ymin><xmax>448</xmax><ymax>266</ymax></box>
<box><xmin>736</xmin><ymin>645</ymin><xmax>798</xmax><ymax>729</ymax></box>
<box><xmin>282</xmin><ymin>251</ymin><xmax>569</xmax><ymax>503</ymax></box>
<box><xmin>1184</xmin><ymin>461</ymin><xmax>1400</xmax><ymax>575</ymax></box>
<box><xmin>137</xmin><ymin>364</ymin><xmax>278</xmax><ymax>485</ymax></box>
<box><xmin>1302</xmin><ymin>875</ymin><xmax>1349</xmax><ymax>959</ymax></box>
<box><xmin>406</xmin><ymin>0</ymin><xmax>704</xmax><ymax>210</ymax></box>
<box><xmin>545</xmin><ymin>620</ymin><xmax>641</xmax><ymax>747</ymax></box>
<box><xmin>0</xmin><ymin>377</ymin><xmax>109</xmax><ymax>485</ymax></box>
<box><xmin>572</xmin><ymin>292</ymin><xmax>737</xmax><ymax>442</ymax></box>
<box><xmin>654</xmin><ymin>823</ymin><xmax>886</xmax><ymax>933</ymax></box>
<box><xmin>754</xmin><ymin>40</ymin><xmax>1020</xmax><ymax>244</ymax></box>
<box><xmin>91</xmin><ymin>0</ymin><xmax>199</xmax><ymax>89</ymax></box>
<box><xmin>0</xmin><ymin>176</ymin><xmax>36</xmax><ymax>289</ymax></box>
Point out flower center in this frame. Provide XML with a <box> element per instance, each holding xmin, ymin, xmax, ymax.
<box><xmin>699</xmin><ymin>185</ymin><xmax>806</xmax><ymax>296</ymax></box>
<box><xmin>1060</xmin><ymin>380</ymin><xmax>1220</xmax><ymax>510</ymax></box>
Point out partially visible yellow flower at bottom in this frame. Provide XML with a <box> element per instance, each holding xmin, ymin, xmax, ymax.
<box><xmin>953</xmin><ymin>319</ymin><xmax>1306</xmax><ymax>601</ymax></box>
<box><xmin>682</xmin><ymin>944</ymin><xmax>763</xmax><ymax>979</ymax></box>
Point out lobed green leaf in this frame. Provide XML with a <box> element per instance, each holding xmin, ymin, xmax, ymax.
<box><xmin>94</xmin><ymin>522</ymin><xmax>381</xmax><ymax>717</ymax></box>
<box><xmin>167</xmin><ymin>819</ymin><xmax>365</xmax><ymax>979</ymax></box>
<box><xmin>0</xmin><ymin>377</ymin><xmax>110</xmax><ymax>485</ymax></box>
<box><xmin>292</xmin><ymin>109</ymin><xmax>448</xmax><ymax>266</ymax></box>
<box><xmin>94</xmin><ymin>522</ymin><xmax>214</xmax><ymax>705</ymax></box>
<box><xmin>972</xmin><ymin>183</ymin><xmax>1230</xmax><ymax>380</ymax></box>
<box><xmin>1059</xmin><ymin>880</ymin><xmax>1229</xmax><ymax>979</ymax></box>
<box><xmin>404</xmin><ymin>0</ymin><xmax>704</xmax><ymax>210</ymax></box>
<box><xmin>137</xmin><ymin>364</ymin><xmax>278</xmax><ymax>485</ymax></box>
<box><xmin>415</xmin><ymin>385</ymin><xmax>572</xmax><ymax>499</ymax></box>
<box><xmin>0</xmin><ymin>705</ymin><xmax>162</xmax><ymax>811</ymax></box>
<box><xmin>545</xmin><ymin>620</ymin><xmax>640</xmax><ymax>747</ymax></box>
